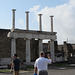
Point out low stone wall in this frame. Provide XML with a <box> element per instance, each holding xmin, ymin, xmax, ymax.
<box><xmin>0</xmin><ymin>58</ymin><xmax>11</xmax><ymax>66</ymax></box>
<box><xmin>55</xmin><ymin>56</ymin><xmax>64</xmax><ymax>62</ymax></box>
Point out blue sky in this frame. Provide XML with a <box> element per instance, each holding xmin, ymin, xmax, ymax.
<box><xmin>0</xmin><ymin>0</ymin><xmax>68</xmax><ymax>29</ymax></box>
<box><xmin>0</xmin><ymin>0</ymin><xmax>75</xmax><ymax>44</ymax></box>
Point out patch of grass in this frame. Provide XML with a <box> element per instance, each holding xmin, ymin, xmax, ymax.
<box><xmin>0</xmin><ymin>69</ymin><xmax>10</xmax><ymax>73</ymax></box>
<box><xmin>27</xmin><ymin>66</ymin><xmax>34</xmax><ymax>70</ymax></box>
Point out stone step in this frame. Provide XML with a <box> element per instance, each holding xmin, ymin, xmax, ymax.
<box><xmin>0</xmin><ymin>66</ymin><xmax>8</xmax><ymax>69</ymax></box>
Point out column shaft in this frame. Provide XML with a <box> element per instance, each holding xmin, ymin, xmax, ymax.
<box><xmin>38</xmin><ymin>14</ymin><xmax>42</xmax><ymax>31</ymax></box>
<box><xmin>39</xmin><ymin>39</ymin><xmax>43</xmax><ymax>56</ymax></box>
<box><xmin>25</xmin><ymin>11</ymin><xmax>29</xmax><ymax>30</ymax></box>
<box><xmin>50</xmin><ymin>16</ymin><xmax>54</xmax><ymax>32</ymax></box>
<box><xmin>26</xmin><ymin>39</ymin><xmax>30</xmax><ymax>62</ymax></box>
<box><xmin>12</xmin><ymin>9</ymin><xmax>16</xmax><ymax>31</ymax></box>
<box><xmin>11</xmin><ymin>38</ymin><xmax>16</xmax><ymax>58</ymax></box>
<box><xmin>50</xmin><ymin>40</ymin><xmax>55</xmax><ymax>63</ymax></box>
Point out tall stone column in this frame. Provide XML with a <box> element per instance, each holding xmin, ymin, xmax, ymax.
<box><xmin>26</xmin><ymin>39</ymin><xmax>31</xmax><ymax>63</ymax></box>
<box><xmin>25</xmin><ymin>11</ymin><xmax>29</xmax><ymax>30</ymax></box>
<box><xmin>38</xmin><ymin>14</ymin><xmax>42</xmax><ymax>31</ymax></box>
<box><xmin>39</xmin><ymin>39</ymin><xmax>43</xmax><ymax>56</ymax></box>
<box><xmin>50</xmin><ymin>16</ymin><xmax>54</xmax><ymax>32</ymax></box>
<box><xmin>12</xmin><ymin>9</ymin><xmax>16</xmax><ymax>31</ymax></box>
<box><xmin>50</xmin><ymin>39</ymin><xmax>55</xmax><ymax>63</ymax></box>
<box><xmin>11</xmin><ymin>38</ymin><xmax>16</xmax><ymax>58</ymax></box>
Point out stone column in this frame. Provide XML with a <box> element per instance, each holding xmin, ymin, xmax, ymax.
<box><xmin>26</xmin><ymin>39</ymin><xmax>31</xmax><ymax>63</ymax></box>
<box><xmin>11</xmin><ymin>38</ymin><xmax>16</xmax><ymax>58</ymax></box>
<box><xmin>39</xmin><ymin>39</ymin><xmax>43</xmax><ymax>56</ymax></box>
<box><xmin>25</xmin><ymin>11</ymin><xmax>29</xmax><ymax>30</ymax></box>
<box><xmin>50</xmin><ymin>39</ymin><xmax>55</xmax><ymax>63</ymax></box>
<box><xmin>50</xmin><ymin>16</ymin><xmax>54</xmax><ymax>32</ymax></box>
<box><xmin>12</xmin><ymin>9</ymin><xmax>16</xmax><ymax>31</ymax></box>
<box><xmin>38</xmin><ymin>14</ymin><xmax>42</xmax><ymax>31</ymax></box>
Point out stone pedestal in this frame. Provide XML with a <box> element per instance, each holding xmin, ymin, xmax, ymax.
<box><xmin>11</xmin><ymin>38</ymin><xmax>16</xmax><ymax>58</ymax></box>
<box><xmin>39</xmin><ymin>39</ymin><xmax>43</xmax><ymax>56</ymax></box>
<box><xmin>50</xmin><ymin>40</ymin><xmax>55</xmax><ymax>63</ymax></box>
<box><xmin>26</xmin><ymin>39</ymin><xmax>30</xmax><ymax>62</ymax></box>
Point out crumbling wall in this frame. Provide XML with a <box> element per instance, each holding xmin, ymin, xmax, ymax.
<box><xmin>0</xmin><ymin>29</ymin><xmax>39</xmax><ymax>62</ymax></box>
<box><xmin>0</xmin><ymin>29</ymin><xmax>11</xmax><ymax>58</ymax></box>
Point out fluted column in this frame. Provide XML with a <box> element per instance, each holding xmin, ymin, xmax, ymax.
<box><xmin>12</xmin><ymin>9</ymin><xmax>16</xmax><ymax>31</ymax></box>
<box><xmin>50</xmin><ymin>16</ymin><xmax>54</xmax><ymax>32</ymax></box>
<box><xmin>25</xmin><ymin>11</ymin><xmax>29</xmax><ymax>30</ymax></box>
<box><xmin>38</xmin><ymin>14</ymin><xmax>42</xmax><ymax>31</ymax></box>
<box><xmin>39</xmin><ymin>39</ymin><xmax>43</xmax><ymax>56</ymax></box>
<box><xmin>11</xmin><ymin>38</ymin><xmax>16</xmax><ymax>58</ymax></box>
<box><xmin>50</xmin><ymin>39</ymin><xmax>55</xmax><ymax>63</ymax></box>
<box><xmin>26</xmin><ymin>38</ymin><xmax>31</xmax><ymax>63</ymax></box>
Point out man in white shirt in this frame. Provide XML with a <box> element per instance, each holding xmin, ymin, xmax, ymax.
<box><xmin>34</xmin><ymin>51</ymin><xmax>52</xmax><ymax>75</ymax></box>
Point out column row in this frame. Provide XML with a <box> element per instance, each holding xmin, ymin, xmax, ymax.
<box><xmin>11</xmin><ymin>38</ymin><xmax>43</xmax><ymax>63</ymax></box>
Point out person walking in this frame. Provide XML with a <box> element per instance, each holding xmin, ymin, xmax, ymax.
<box><xmin>10</xmin><ymin>54</ymin><xmax>21</xmax><ymax>75</ymax></box>
<box><xmin>34</xmin><ymin>51</ymin><xmax>52</xmax><ymax>75</ymax></box>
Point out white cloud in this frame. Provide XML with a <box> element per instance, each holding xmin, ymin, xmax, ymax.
<box><xmin>29</xmin><ymin>0</ymin><xmax>75</xmax><ymax>44</ymax></box>
<box><xmin>69</xmin><ymin>0</ymin><xmax>75</xmax><ymax>6</ymax></box>
<box><xmin>29</xmin><ymin>5</ymin><xmax>40</xmax><ymax>14</ymax></box>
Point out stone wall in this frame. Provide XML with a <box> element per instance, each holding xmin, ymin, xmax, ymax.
<box><xmin>16</xmin><ymin>38</ymin><xmax>39</xmax><ymax>62</ymax></box>
<box><xmin>58</xmin><ymin>45</ymin><xmax>63</xmax><ymax>51</ymax></box>
<box><xmin>16</xmin><ymin>38</ymin><xmax>26</xmax><ymax>61</ymax></box>
<box><xmin>30</xmin><ymin>39</ymin><xmax>39</xmax><ymax>61</ymax></box>
<box><xmin>1</xmin><ymin>29</ymin><xmax>75</xmax><ymax>63</ymax></box>
<box><xmin>0</xmin><ymin>29</ymin><xmax>11</xmax><ymax>58</ymax></box>
<box><xmin>0</xmin><ymin>29</ymin><xmax>39</xmax><ymax>62</ymax></box>
<box><xmin>72</xmin><ymin>44</ymin><xmax>75</xmax><ymax>50</ymax></box>
<box><xmin>0</xmin><ymin>58</ymin><xmax>11</xmax><ymax>65</ymax></box>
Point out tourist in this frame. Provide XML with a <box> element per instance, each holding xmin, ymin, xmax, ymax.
<box><xmin>34</xmin><ymin>51</ymin><xmax>52</xmax><ymax>75</ymax></box>
<box><xmin>10</xmin><ymin>54</ymin><xmax>21</xmax><ymax>75</ymax></box>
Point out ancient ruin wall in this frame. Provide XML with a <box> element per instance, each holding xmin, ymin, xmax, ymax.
<box><xmin>0</xmin><ymin>29</ymin><xmax>11</xmax><ymax>58</ymax></box>
<box><xmin>0</xmin><ymin>29</ymin><xmax>39</xmax><ymax>62</ymax></box>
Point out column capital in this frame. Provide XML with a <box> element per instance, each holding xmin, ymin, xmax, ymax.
<box><xmin>38</xmin><ymin>39</ymin><xmax>43</xmax><ymax>40</ymax></box>
<box><xmin>50</xmin><ymin>15</ymin><xmax>54</xmax><ymax>17</ymax></box>
<box><xmin>38</xmin><ymin>14</ymin><xmax>42</xmax><ymax>16</ymax></box>
<box><xmin>50</xmin><ymin>39</ymin><xmax>54</xmax><ymax>41</ymax></box>
<box><xmin>25</xmin><ymin>11</ymin><xmax>29</xmax><ymax>13</ymax></box>
<box><xmin>12</xmin><ymin>9</ymin><xmax>16</xmax><ymax>11</ymax></box>
<box><xmin>26</xmin><ymin>38</ymin><xmax>31</xmax><ymax>40</ymax></box>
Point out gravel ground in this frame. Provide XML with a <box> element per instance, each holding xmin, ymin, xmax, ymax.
<box><xmin>0</xmin><ymin>69</ymin><xmax>75</xmax><ymax>75</ymax></box>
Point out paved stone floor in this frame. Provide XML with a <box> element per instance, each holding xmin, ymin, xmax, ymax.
<box><xmin>0</xmin><ymin>69</ymin><xmax>75</xmax><ymax>75</ymax></box>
